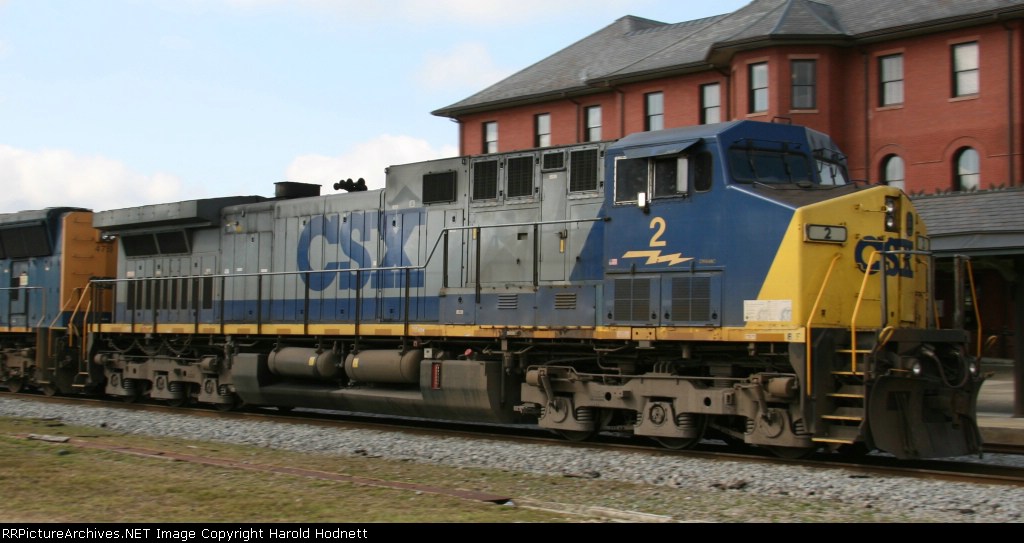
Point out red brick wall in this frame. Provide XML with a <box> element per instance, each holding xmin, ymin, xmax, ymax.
<box><xmin>451</xmin><ymin>20</ymin><xmax>1024</xmax><ymax>195</ymax></box>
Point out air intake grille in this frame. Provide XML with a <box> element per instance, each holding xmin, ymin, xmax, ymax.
<box><xmin>423</xmin><ymin>171</ymin><xmax>457</xmax><ymax>204</ymax></box>
<box><xmin>671</xmin><ymin>276</ymin><xmax>711</xmax><ymax>322</ymax></box>
<box><xmin>542</xmin><ymin>151</ymin><xmax>565</xmax><ymax>171</ymax></box>
<box><xmin>498</xmin><ymin>294</ymin><xmax>518</xmax><ymax>310</ymax></box>
<box><xmin>554</xmin><ymin>293</ymin><xmax>577</xmax><ymax>310</ymax></box>
<box><xmin>570</xmin><ymin>149</ymin><xmax>599</xmax><ymax>192</ymax></box>
<box><xmin>613</xmin><ymin>278</ymin><xmax>650</xmax><ymax>322</ymax></box>
<box><xmin>473</xmin><ymin>160</ymin><xmax>499</xmax><ymax>201</ymax></box>
<box><xmin>506</xmin><ymin>156</ymin><xmax>533</xmax><ymax>198</ymax></box>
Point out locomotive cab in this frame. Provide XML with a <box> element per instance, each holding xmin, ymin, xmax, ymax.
<box><xmin>520</xmin><ymin>120</ymin><xmax>984</xmax><ymax>458</ymax></box>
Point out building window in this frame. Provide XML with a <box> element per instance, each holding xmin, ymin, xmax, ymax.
<box><xmin>585</xmin><ymin>106</ymin><xmax>602</xmax><ymax>142</ymax></box>
<box><xmin>534</xmin><ymin>113</ymin><xmax>551</xmax><ymax>148</ymax></box>
<box><xmin>700</xmin><ymin>83</ymin><xmax>721</xmax><ymax>124</ymax></box>
<box><xmin>954</xmin><ymin>148</ymin><xmax>980</xmax><ymax>191</ymax></box>
<box><xmin>881</xmin><ymin>155</ymin><xmax>905</xmax><ymax>191</ymax></box>
<box><xmin>645</xmin><ymin>92</ymin><xmax>664</xmax><ymax>131</ymax></box>
<box><xmin>879</xmin><ymin>54</ymin><xmax>903</xmax><ymax>106</ymax></box>
<box><xmin>482</xmin><ymin>121</ymin><xmax>498</xmax><ymax>154</ymax></box>
<box><xmin>791</xmin><ymin>60</ymin><xmax>816</xmax><ymax>110</ymax></box>
<box><xmin>749</xmin><ymin>62</ymin><xmax>768</xmax><ymax>113</ymax></box>
<box><xmin>953</xmin><ymin>42</ymin><xmax>979</xmax><ymax>97</ymax></box>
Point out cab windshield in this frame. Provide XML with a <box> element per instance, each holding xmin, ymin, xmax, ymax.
<box><xmin>729</xmin><ymin>148</ymin><xmax>812</xmax><ymax>185</ymax></box>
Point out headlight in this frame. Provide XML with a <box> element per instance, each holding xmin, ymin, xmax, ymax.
<box><xmin>968</xmin><ymin>361</ymin><xmax>978</xmax><ymax>375</ymax></box>
<box><xmin>884</xmin><ymin>196</ymin><xmax>900</xmax><ymax>233</ymax></box>
<box><xmin>911</xmin><ymin>361</ymin><xmax>923</xmax><ymax>376</ymax></box>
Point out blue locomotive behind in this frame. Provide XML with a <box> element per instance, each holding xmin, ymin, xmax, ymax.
<box><xmin>1</xmin><ymin>120</ymin><xmax>984</xmax><ymax>459</ymax></box>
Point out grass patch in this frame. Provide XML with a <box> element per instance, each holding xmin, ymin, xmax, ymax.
<box><xmin>0</xmin><ymin>416</ymin><xmax>936</xmax><ymax>523</ymax></box>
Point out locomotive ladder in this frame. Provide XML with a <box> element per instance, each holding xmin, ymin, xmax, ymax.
<box><xmin>56</xmin><ymin>283</ymin><xmax>99</xmax><ymax>389</ymax></box>
<box><xmin>806</xmin><ymin>251</ymin><xmax>885</xmax><ymax>447</ymax></box>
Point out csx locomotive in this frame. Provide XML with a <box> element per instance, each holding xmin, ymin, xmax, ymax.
<box><xmin>0</xmin><ymin>120</ymin><xmax>985</xmax><ymax>459</ymax></box>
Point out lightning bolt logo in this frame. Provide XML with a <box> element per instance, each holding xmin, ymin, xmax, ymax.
<box><xmin>622</xmin><ymin>250</ymin><xmax>693</xmax><ymax>266</ymax></box>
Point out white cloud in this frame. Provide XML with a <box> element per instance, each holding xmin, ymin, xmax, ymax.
<box><xmin>285</xmin><ymin>134</ymin><xmax>458</xmax><ymax>192</ymax></box>
<box><xmin>0</xmin><ymin>145</ymin><xmax>185</xmax><ymax>214</ymax></box>
<box><xmin>416</xmin><ymin>42</ymin><xmax>512</xmax><ymax>92</ymax></box>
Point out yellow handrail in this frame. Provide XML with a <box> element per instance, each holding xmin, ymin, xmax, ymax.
<box><xmin>805</xmin><ymin>253</ymin><xmax>842</xmax><ymax>396</ymax></box>
<box><xmin>965</xmin><ymin>259</ymin><xmax>983</xmax><ymax>359</ymax></box>
<box><xmin>59</xmin><ymin>284</ymin><xmax>93</xmax><ymax>348</ymax></box>
<box><xmin>850</xmin><ymin>250</ymin><xmax>882</xmax><ymax>374</ymax></box>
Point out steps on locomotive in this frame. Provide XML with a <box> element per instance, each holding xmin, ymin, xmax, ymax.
<box><xmin>812</xmin><ymin>335</ymin><xmax>872</xmax><ymax>445</ymax></box>
<box><xmin>814</xmin><ymin>383</ymin><xmax>866</xmax><ymax>445</ymax></box>
<box><xmin>71</xmin><ymin>372</ymin><xmax>91</xmax><ymax>389</ymax></box>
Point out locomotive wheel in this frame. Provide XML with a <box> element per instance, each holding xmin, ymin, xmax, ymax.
<box><xmin>654</xmin><ymin>436</ymin><xmax>701</xmax><ymax>450</ymax></box>
<box><xmin>652</xmin><ymin>413</ymin><xmax>707</xmax><ymax>450</ymax></box>
<box><xmin>165</xmin><ymin>383</ymin><xmax>193</xmax><ymax>408</ymax></box>
<box><xmin>214</xmin><ymin>394</ymin><xmax>240</xmax><ymax>412</ymax></box>
<box><xmin>5</xmin><ymin>379</ymin><xmax>24</xmax><ymax>394</ymax></box>
<box><xmin>41</xmin><ymin>384</ymin><xmax>58</xmax><ymax>397</ymax></box>
<box><xmin>836</xmin><ymin>442</ymin><xmax>871</xmax><ymax>457</ymax></box>
<box><xmin>766</xmin><ymin>445</ymin><xmax>816</xmax><ymax>459</ymax></box>
<box><xmin>166</xmin><ymin>396</ymin><xmax>189</xmax><ymax>408</ymax></box>
<box><xmin>556</xmin><ymin>429</ymin><xmax>597</xmax><ymax>442</ymax></box>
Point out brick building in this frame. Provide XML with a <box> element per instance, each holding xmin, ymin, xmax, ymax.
<box><xmin>433</xmin><ymin>0</ymin><xmax>1024</xmax><ymax>194</ymax></box>
<box><xmin>432</xmin><ymin>0</ymin><xmax>1024</xmax><ymax>413</ymax></box>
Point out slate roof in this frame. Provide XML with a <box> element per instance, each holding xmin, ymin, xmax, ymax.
<box><xmin>434</xmin><ymin>0</ymin><xmax>1024</xmax><ymax>118</ymax></box>
<box><xmin>913</xmin><ymin>189</ymin><xmax>1024</xmax><ymax>255</ymax></box>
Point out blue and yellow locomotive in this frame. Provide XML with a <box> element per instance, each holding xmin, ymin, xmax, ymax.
<box><xmin>0</xmin><ymin>120</ymin><xmax>984</xmax><ymax>459</ymax></box>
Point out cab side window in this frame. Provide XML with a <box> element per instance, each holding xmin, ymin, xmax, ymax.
<box><xmin>614</xmin><ymin>151</ymin><xmax>713</xmax><ymax>204</ymax></box>
<box><xmin>614</xmin><ymin>157</ymin><xmax>648</xmax><ymax>203</ymax></box>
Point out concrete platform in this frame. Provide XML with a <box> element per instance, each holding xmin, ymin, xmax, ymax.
<box><xmin>976</xmin><ymin>359</ymin><xmax>1024</xmax><ymax>449</ymax></box>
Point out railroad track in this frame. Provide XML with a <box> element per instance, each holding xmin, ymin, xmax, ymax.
<box><xmin>3</xmin><ymin>389</ymin><xmax>1024</xmax><ymax>489</ymax></box>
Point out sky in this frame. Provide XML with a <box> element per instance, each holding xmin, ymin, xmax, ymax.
<box><xmin>0</xmin><ymin>0</ymin><xmax>750</xmax><ymax>214</ymax></box>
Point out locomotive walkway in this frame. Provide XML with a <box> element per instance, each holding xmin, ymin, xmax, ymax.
<box><xmin>977</xmin><ymin>359</ymin><xmax>1024</xmax><ymax>449</ymax></box>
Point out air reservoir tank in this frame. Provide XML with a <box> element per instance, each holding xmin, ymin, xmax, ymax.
<box><xmin>344</xmin><ymin>350</ymin><xmax>423</xmax><ymax>384</ymax></box>
<box><xmin>267</xmin><ymin>348</ymin><xmax>342</xmax><ymax>380</ymax></box>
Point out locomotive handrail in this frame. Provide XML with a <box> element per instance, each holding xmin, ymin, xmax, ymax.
<box><xmin>849</xmin><ymin>249</ymin><xmax>881</xmax><ymax>374</ymax></box>
<box><xmin>963</xmin><ymin>256</ymin><xmax>983</xmax><ymax>360</ymax></box>
<box><xmin>878</xmin><ymin>249</ymin><xmax>934</xmax><ymax>329</ymax></box>
<box><xmin>804</xmin><ymin>253</ymin><xmax>842</xmax><ymax>396</ymax></box>
<box><xmin>53</xmin><ymin>285</ymin><xmax>88</xmax><ymax>349</ymax></box>
<box><xmin>49</xmin><ymin>286</ymin><xmax>85</xmax><ymax>329</ymax></box>
<box><xmin>88</xmin><ymin>216</ymin><xmax>607</xmax><ymax>334</ymax></box>
<box><xmin>423</xmin><ymin>217</ymin><xmax>606</xmax><ymax>298</ymax></box>
<box><xmin>852</xmin><ymin>248</ymin><xmax>973</xmax><ymax>372</ymax></box>
<box><xmin>0</xmin><ymin>286</ymin><xmax>46</xmax><ymax>331</ymax></box>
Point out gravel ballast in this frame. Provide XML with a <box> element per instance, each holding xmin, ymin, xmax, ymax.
<box><xmin>2</xmin><ymin>397</ymin><xmax>1023</xmax><ymax>523</ymax></box>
